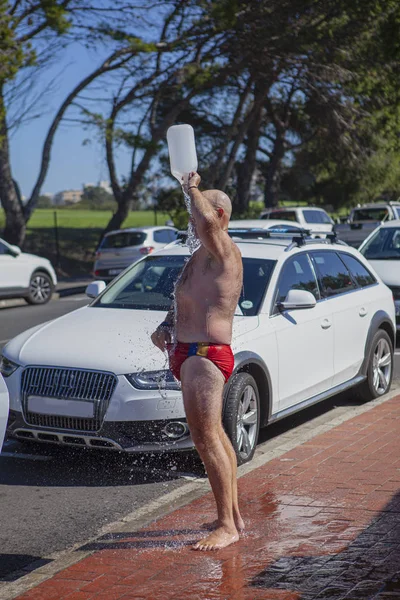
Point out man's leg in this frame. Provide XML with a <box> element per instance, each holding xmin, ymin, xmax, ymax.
<box><xmin>180</xmin><ymin>356</ymin><xmax>239</xmax><ymax>550</ymax></box>
<box><xmin>220</xmin><ymin>428</ymin><xmax>245</xmax><ymax>531</ymax></box>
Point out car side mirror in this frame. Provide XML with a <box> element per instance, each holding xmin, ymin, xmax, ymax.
<box><xmin>86</xmin><ymin>281</ymin><xmax>106</xmax><ymax>298</ymax></box>
<box><xmin>9</xmin><ymin>245</ymin><xmax>21</xmax><ymax>257</ymax></box>
<box><xmin>278</xmin><ymin>289</ymin><xmax>317</xmax><ymax>311</ymax></box>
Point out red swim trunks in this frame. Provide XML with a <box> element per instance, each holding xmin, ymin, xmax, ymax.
<box><xmin>168</xmin><ymin>342</ymin><xmax>234</xmax><ymax>383</ymax></box>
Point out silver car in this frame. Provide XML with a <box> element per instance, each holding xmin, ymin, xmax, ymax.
<box><xmin>93</xmin><ymin>226</ymin><xmax>178</xmax><ymax>281</ymax></box>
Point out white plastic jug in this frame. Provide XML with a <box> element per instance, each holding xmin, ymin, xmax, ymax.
<box><xmin>167</xmin><ymin>124</ymin><xmax>198</xmax><ymax>183</ymax></box>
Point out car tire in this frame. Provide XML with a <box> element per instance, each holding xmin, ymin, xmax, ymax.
<box><xmin>357</xmin><ymin>329</ymin><xmax>393</xmax><ymax>402</ymax></box>
<box><xmin>25</xmin><ymin>271</ymin><xmax>54</xmax><ymax>305</ymax></box>
<box><xmin>223</xmin><ymin>372</ymin><xmax>260</xmax><ymax>466</ymax></box>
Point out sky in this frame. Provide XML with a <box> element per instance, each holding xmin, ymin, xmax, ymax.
<box><xmin>10</xmin><ymin>42</ymin><xmax>132</xmax><ymax>198</ymax></box>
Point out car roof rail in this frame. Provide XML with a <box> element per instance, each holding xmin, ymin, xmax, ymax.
<box><xmin>176</xmin><ymin>228</ymin><xmax>348</xmax><ymax>249</ymax></box>
<box><xmin>227</xmin><ymin>227</ymin><xmax>310</xmax><ymax>241</ymax></box>
<box><xmin>285</xmin><ymin>230</ymin><xmax>348</xmax><ymax>251</ymax></box>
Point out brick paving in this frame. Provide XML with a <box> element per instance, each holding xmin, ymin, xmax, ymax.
<box><xmin>15</xmin><ymin>396</ymin><xmax>400</xmax><ymax>600</ymax></box>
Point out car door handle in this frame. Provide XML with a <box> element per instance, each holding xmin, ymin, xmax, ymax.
<box><xmin>321</xmin><ymin>318</ymin><xmax>332</xmax><ymax>329</ymax></box>
<box><xmin>359</xmin><ymin>307</ymin><xmax>368</xmax><ymax>317</ymax></box>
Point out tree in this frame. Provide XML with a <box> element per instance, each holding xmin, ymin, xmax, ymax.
<box><xmin>185</xmin><ymin>0</ymin><xmax>400</xmax><ymax>211</ymax></box>
<box><xmin>0</xmin><ymin>1</ymin><xmax>161</xmax><ymax>245</ymax></box>
<box><xmin>80</xmin><ymin>186</ymin><xmax>114</xmax><ymax>210</ymax></box>
<box><xmin>36</xmin><ymin>195</ymin><xmax>52</xmax><ymax>208</ymax></box>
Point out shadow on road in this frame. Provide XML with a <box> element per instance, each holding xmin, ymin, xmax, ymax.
<box><xmin>2</xmin><ymin>389</ymin><xmax>366</xmax><ymax>489</ymax></box>
<box><xmin>251</xmin><ymin>490</ymin><xmax>400</xmax><ymax>599</ymax></box>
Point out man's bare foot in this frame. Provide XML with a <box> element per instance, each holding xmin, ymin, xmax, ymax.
<box><xmin>202</xmin><ymin>513</ymin><xmax>245</xmax><ymax>532</ymax></box>
<box><xmin>193</xmin><ymin>526</ymin><xmax>239</xmax><ymax>551</ymax></box>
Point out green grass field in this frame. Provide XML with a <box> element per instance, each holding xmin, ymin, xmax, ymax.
<box><xmin>0</xmin><ymin>208</ymin><xmax>170</xmax><ymax>230</ymax></box>
<box><xmin>0</xmin><ymin>208</ymin><xmax>171</xmax><ymax>277</ymax></box>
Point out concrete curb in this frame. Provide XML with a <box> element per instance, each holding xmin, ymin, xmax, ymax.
<box><xmin>2</xmin><ymin>386</ymin><xmax>399</xmax><ymax>600</ymax></box>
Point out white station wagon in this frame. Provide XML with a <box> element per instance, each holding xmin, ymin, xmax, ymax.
<box><xmin>0</xmin><ymin>237</ymin><xmax>57</xmax><ymax>305</ymax></box>
<box><xmin>2</xmin><ymin>234</ymin><xmax>395</xmax><ymax>464</ymax></box>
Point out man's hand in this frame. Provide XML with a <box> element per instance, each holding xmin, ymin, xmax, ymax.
<box><xmin>185</xmin><ymin>171</ymin><xmax>201</xmax><ymax>193</ymax></box>
<box><xmin>151</xmin><ymin>326</ymin><xmax>171</xmax><ymax>352</ymax></box>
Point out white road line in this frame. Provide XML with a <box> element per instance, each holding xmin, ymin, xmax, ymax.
<box><xmin>0</xmin><ymin>339</ymin><xmax>9</xmax><ymax>344</ymax></box>
<box><xmin>395</xmin><ymin>351</ymin><xmax>400</xmax><ymax>355</ymax></box>
<box><xmin>0</xmin><ymin>452</ymin><xmax>52</xmax><ymax>461</ymax></box>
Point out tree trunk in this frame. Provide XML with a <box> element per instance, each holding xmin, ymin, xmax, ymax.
<box><xmin>264</xmin><ymin>135</ymin><xmax>285</xmax><ymax>208</ymax></box>
<box><xmin>236</xmin><ymin>97</ymin><xmax>264</xmax><ymax>213</ymax></box>
<box><xmin>100</xmin><ymin>197</ymin><xmax>133</xmax><ymax>244</ymax></box>
<box><xmin>0</xmin><ymin>87</ymin><xmax>26</xmax><ymax>246</ymax></box>
<box><xmin>208</xmin><ymin>78</ymin><xmax>253</xmax><ymax>188</ymax></box>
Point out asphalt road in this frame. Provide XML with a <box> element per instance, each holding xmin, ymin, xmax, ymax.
<box><xmin>1</xmin><ymin>297</ymin><xmax>400</xmax><ymax>583</ymax></box>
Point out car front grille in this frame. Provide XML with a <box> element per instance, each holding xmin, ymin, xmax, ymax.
<box><xmin>24</xmin><ymin>413</ymin><xmax>97</xmax><ymax>432</ymax></box>
<box><xmin>21</xmin><ymin>367</ymin><xmax>117</xmax><ymax>432</ymax></box>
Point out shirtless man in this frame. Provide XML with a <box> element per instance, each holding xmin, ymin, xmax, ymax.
<box><xmin>151</xmin><ymin>172</ymin><xmax>244</xmax><ymax>551</ymax></box>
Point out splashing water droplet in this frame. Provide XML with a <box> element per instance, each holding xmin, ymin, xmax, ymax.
<box><xmin>182</xmin><ymin>188</ymin><xmax>200</xmax><ymax>255</ymax></box>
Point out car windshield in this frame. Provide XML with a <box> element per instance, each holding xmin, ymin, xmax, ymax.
<box><xmin>303</xmin><ymin>209</ymin><xmax>331</xmax><ymax>224</ymax></box>
<box><xmin>93</xmin><ymin>254</ymin><xmax>276</xmax><ymax>316</ymax></box>
<box><xmin>100</xmin><ymin>231</ymin><xmax>147</xmax><ymax>249</ymax></box>
<box><xmin>352</xmin><ymin>208</ymin><xmax>389</xmax><ymax>222</ymax></box>
<box><xmin>360</xmin><ymin>227</ymin><xmax>400</xmax><ymax>260</ymax></box>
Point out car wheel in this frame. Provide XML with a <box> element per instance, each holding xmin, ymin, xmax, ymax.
<box><xmin>223</xmin><ymin>372</ymin><xmax>260</xmax><ymax>466</ymax></box>
<box><xmin>357</xmin><ymin>329</ymin><xmax>393</xmax><ymax>402</ymax></box>
<box><xmin>25</xmin><ymin>271</ymin><xmax>54</xmax><ymax>305</ymax></box>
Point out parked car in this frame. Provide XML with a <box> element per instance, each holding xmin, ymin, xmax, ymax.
<box><xmin>335</xmin><ymin>202</ymin><xmax>400</xmax><ymax>248</ymax></box>
<box><xmin>0</xmin><ymin>374</ymin><xmax>9</xmax><ymax>451</ymax></box>
<box><xmin>93</xmin><ymin>226</ymin><xmax>179</xmax><ymax>281</ymax></box>
<box><xmin>260</xmin><ymin>207</ymin><xmax>334</xmax><ymax>237</ymax></box>
<box><xmin>3</xmin><ymin>234</ymin><xmax>394</xmax><ymax>465</ymax></box>
<box><xmin>359</xmin><ymin>220</ymin><xmax>400</xmax><ymax>330</ymax></box>
<box><xmin>0</xmin><ymin>237</ymin><xmax>57</xmax><ymax>305</ymax></box>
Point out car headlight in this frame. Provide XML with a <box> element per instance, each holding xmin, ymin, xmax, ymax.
<box><xmin>0</xmin><ymin>355</ymin><xmax>19</xmax><ymax>377</ymax></box>
<box><xmin>126</xmin><ymin>370</ymin><xmax>181</xmax><ymax>391</ymax></box>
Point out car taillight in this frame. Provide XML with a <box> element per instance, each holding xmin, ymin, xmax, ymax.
<box><xmin>94</xmin><ymin>270</ymin><xmax>101</xmax><ymax>276</ymax></box>
<box><xmin>139</xmin><ymin>246</ymin><xmax>155</xmax><ymax>255</ymax></box>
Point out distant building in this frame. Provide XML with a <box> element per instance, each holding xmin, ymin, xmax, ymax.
<box><xmin>98</xmin><ymin>180</ymin><xmax>113</xmax><ymax>194</ymax></box>
<box><xmin>52</xmin><ymin>189</ymin><xmax>83</xmax><ymax>206</ymax></box>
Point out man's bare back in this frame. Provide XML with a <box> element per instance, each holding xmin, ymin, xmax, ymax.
<box><xmin>175</xmin><ymin>241</ymin><xmax>243</xmax><ymax>344</ymax></box>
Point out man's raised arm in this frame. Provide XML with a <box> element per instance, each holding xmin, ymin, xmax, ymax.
<box><xmin>186</xmin><ymin>172</ymin><xmax>232</xmax><ymax>259</ymax></box>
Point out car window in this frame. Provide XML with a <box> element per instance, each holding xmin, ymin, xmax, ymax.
<box><xmin>352</xmin><ymin>208</ymin><xmax>389</xmax><ymax>221</ymax></box>
<box><xmin>311</xmin><ymin>251</ymin><xmax>355</xmax><ymax>297</ymax></box>
<box><xmin>360</xmin><ymin>227</ymin><xmax>400</xmax><ymax>260</ymax></box>
<box><xmin>303</xmin><ymin>209</ymin><xmax>331</xmax><ymax>224</ymax></box>
<box><xmin>262</xmin><ymin>210</ymin><xmax>297</xmax><ymax>222</ymax></box>
<box><xmin>100</xmin><ymin>231</ymin><xmax>147</xmax><ymax>249</ymax></box>
<box><xmin>167</xmin><ymin>229</ymin><xmax>178</xmax><ymax>242</ymax></box>
<box><xmin>94</xmin><ymin>255</ymin><xmax>276</xmax><ymax>316</ymax></box>
<box><xmin>339</xmin><ymin>253</ymin><xmax>376</xmax><ymax>288</ymax></box>
<box><xmin>154</xmin><ymin>230</ymin><xmax>174</xmax><ymax>244</ymax></box>
<box><xmin>0</xmin><ymin>241</ymin><xmax>12</xmax><ymax>255</ymax></box>
<box><xmin>275</xmin><ymin>254</ymin><xmax>320</xmax><ymax>305</ymax></box>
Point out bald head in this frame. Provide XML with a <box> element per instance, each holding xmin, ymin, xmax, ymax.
<box><xmin>202</xmin><ymin>189</ymin><xmax>232</xmax><ymax>229</ymax></box>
